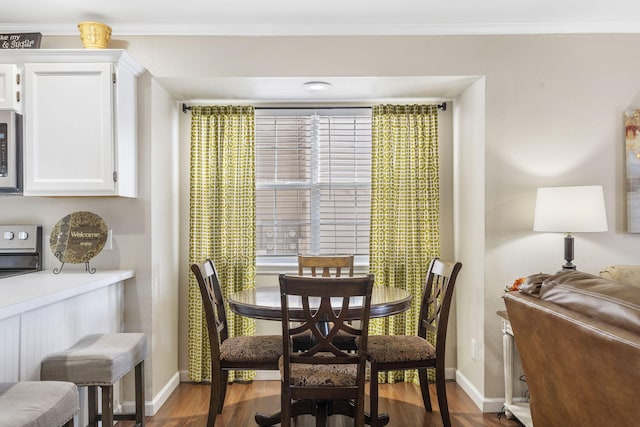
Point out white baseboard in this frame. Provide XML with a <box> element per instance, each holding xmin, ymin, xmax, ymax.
<box><xmin>444</xmin><ymin>367</ymin><xmax>455</xmax><ymax>380</ymax></box>
<box><xmin>179</xmin><ymin>370</ymin><xmax>191</xmax><ymax>382</ymax></box>
<box><xmin>122</xmin><ymin>371</ymin><xmax>180</xmax><ymax>416</ymax></box>
<box><xmin>455</xmin><ymin>369</ymin><xmax>484</xmax><ymax>411</ymax></box>
<box><xmin>483</xmin><ymin>397</ymin><xmax>508</xmax><ymax>414</ymax></box>
<box><xmin>455</xmin><ymin>369</ymin><xmax>508</xmax><ymax>413</ymax></box>
<box><xmin>255</xmin><ymin>370</ymin><xmax>281</xmax><ymax>380</ymax></box>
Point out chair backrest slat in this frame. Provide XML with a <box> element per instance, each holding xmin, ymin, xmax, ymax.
<box><xmin>417</xmin><ymin>258</ymin><xmax>463</xmax><ymax>357</ymax></box>
<box><xmin>191</xmin><ymin>260</ymin><xmax>229</xmax><ymax>361</ymax></box>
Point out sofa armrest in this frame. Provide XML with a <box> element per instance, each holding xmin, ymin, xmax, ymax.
<box><xmin>504</xmin><ymin>292</ymin><xmax>640</xmax><ymax>427</ymax></box>
<box><xmin>539</xmin><ymin>271</ymin><xmax>640</xmax><ymax>334</ymax></box>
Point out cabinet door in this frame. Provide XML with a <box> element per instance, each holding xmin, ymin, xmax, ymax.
<box><xmin>0</xmin><ymin>64</ymin><xmax>19</xmax><ymax>110</ymax></box>
<box><xmin>24</xmin><ymin>62</ymin><xmax>115</xmax><ymax>196</ymax></box>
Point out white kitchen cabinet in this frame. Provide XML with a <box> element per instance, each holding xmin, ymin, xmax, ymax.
<box><xmin>6</xmin><ymin>50</ymin><xmax>144</xmax><ymax>197</ymax></box>
<box><xmin>0</xmin><ymin>64</ymin><xmax>21</xmax><ymax>111</ymax></box>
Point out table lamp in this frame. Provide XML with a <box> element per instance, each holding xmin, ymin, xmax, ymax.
<box><xmin>533</xmin><ymin>185</ymin><xmax>608</xmax><ymax>271</ymax></box>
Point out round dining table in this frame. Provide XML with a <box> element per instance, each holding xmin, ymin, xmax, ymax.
<box><xmin>228</xmin><ymin>285</ymin><xmax>412</xmax><ymax>321</ymax></box>
<box><xmin>227</xmin><ymin>284</ymin><xmax>412</xmax><ymax>427</ymax></box>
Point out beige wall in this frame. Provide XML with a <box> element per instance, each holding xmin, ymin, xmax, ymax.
<box><xmin>0</xmin><ymin>52</ymin><xmax>180</xmax><ymax>410</ymax></box>
<box><xmin>453</xmin><ymin>79</ymin><xmax>487</xmax><ymax>406</ymax></box>
<box><xmin>148</xmin><ymin>77</ymin><xmax>181</xmax><ymax>403</ymax></box>
<box><xmin>5</xmin><ymin>33</ymin><xmax>638</xmax><ymax>411</ymax></box>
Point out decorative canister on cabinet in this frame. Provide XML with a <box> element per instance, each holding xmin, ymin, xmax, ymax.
<box><xmin>77</xmin><ymin>21</ymin><xmax>111</xmax><ymax>49</ymax></box>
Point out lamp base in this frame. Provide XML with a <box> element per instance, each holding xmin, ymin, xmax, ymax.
<box><xmin>562</xmin><ymin>233</ymin><xmax>576</xmax><ymax>271</ymax></box>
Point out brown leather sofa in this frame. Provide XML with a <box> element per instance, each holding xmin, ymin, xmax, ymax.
<box><xmin>503</xmin><ymin>270</ymin><xmax>640</xmax><ymax>427</ymax></box>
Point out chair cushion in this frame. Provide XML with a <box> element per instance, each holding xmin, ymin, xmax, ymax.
<box><xmin>41</xmin><ymin>333</ymin><xmax>147</xmax><ymax>386</ymax></box>
<box><xmin>278</xmin><ymin>355</ymin><xmax>358</xmax><ymax>387</ymax></box>
<box><xmin>366</xmin><ymin>335</ymin><xmax>435</xmax><ymax>363</ymax></box>
<box><xmin>220</xmin><ymin>335</ymin><xmax>282</xmax><ymax>363</ymax></box>
<box><xmin>0</xmin><ymin>381</ymin><xmax>78</xmax><ymax>427</ymax></box>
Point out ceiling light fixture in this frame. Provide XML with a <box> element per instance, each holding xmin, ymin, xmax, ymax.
<box><xmin>302</xmin><ymin>81</ymin><xmax>332</xmax><ymax>91</ymax></box>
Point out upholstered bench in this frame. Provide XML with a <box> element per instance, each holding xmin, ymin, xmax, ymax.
<box><xmin>0</xmin><ymin>381</ymin><xmax>78</xmax><ymax>427</ymax></box>
<box><xmin>41</xmin><ymin>333</ymin><xmax>147</xmax><ymax>427</ymax></box>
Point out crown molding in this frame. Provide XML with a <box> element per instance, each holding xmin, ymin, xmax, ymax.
<box><xmin>3</xmin><ymin>21</ymin><xmax>640</xmax><ymax>36</ymax></box>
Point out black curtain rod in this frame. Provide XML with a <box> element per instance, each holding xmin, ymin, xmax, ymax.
<box><xmin>182</xmin><ymin>102</ymin><xmax>447</xmax><ymax>114</ymax></box>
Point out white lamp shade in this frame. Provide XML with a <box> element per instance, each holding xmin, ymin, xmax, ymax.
<box><xmin>533</xmin><ymin>185</ymin><xmax>608</xmax><ymax>233</ymax></box>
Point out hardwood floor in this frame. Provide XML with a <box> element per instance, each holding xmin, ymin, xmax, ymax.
<box><xmin>118</xmin><ymin>380</ymin><xmax>522</xmax><ymax>427</ymax></box>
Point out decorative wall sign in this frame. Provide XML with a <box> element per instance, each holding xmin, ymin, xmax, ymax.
<box><xmin>50</xmin><ymin>211</ymin><xmax>108</xmax><ymax>273</ymax></box>
<box><xmin>625</xmin><ymin>110</ymin><xmax>640</xmax><ymax>233</ymax></box>
<box><xmin>0</xmin><ymin>33</ymin><xmax>42</xmax><ymax>49</ymax></box>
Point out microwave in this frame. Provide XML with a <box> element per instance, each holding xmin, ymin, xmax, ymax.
<box><xmin>0</xmin><ymin>110</ymin><xmax>22</xmax><ymax>193</ymax></box>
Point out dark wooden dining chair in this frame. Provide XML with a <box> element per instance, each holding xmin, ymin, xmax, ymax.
<box><xmin>366</xmin><ymin>258</ymin><xmax>462</xmax><ymax>427</ymax></box>
<box><xmin>190</xmin><ymin>259</ymin><xmax>282</xmax><ymax>427</ymax></box>
<box><xmin>279</xmin><ymin>273</ymin><xmax>374</xmax><ymax>427</ymax></box>
<box><xmin>298</xmin><ymin>254</ymin><xmax>355</xmax><ymax>277</ymax></box>
<box><xmin>295</xmin><ymin>254</ymin><xmax>357</xmax><ymax>351</ymax></box>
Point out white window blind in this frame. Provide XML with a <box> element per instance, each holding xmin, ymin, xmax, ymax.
<box><xmin>255</xmin><ymin>108</ymin><xmax>372</xmax><ymax>257</ymax></box>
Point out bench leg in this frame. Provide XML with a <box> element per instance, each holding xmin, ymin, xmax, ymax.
<box><xmin>101</xmin><ymin>385</ymin><xmax>114</xmax><ymax>426</ymax></box>
<box><xmin>135</xmin><ymin>360</ymin><xmax>146</xmax><ymax>426</ymax></box>
<box><xmin>88</xmin><ymin>386</ymin><xmax>98</xmax><ymax>427</ymax></box>
<box><xmin>87</xmin><ymin>362</ymin><xmax>145</xmax><ymax>426</ymax></box>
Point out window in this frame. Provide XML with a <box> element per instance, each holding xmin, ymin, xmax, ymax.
<box><xmin>255</xmin><ymin>108</ymin><xmax>372</xmax><ymax>259</ymax></box>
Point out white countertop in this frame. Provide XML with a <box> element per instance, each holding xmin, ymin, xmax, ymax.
<box><xmin>0</xmin><ymin>270</ymin><xmax>134</xmax><ymax>321</ymax></box>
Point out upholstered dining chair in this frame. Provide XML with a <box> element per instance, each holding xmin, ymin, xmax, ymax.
<box><xmin>295</xmin><ymin>254</ymin><xmax>357</xmax><ymax>351</ymax></box>
<box><xmin>366</xmin><ymin>258</ymin><xmax>462</xmax><ymax>427</ymax></box>
<box><xmin>279</xmin><ymin>273</ymin><xmax>374</xmax><ymax>427</ymax></box>
<box><xmin>191</xmin><ymin>259</ymin><xmax>282</xmax><ymax>427</ymax></box>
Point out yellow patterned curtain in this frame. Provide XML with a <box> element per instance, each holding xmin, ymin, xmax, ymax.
<box><xmin>369</xmin><ymin>104</ymin><xmax>441</xmax><ymax>384</ymax></box>
<box><xmin>188</xmin><ymin>105</ymin><xmax>256</xmax><ymax>382</ymax></box>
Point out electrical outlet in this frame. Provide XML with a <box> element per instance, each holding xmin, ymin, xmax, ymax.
<box><xmin>471</xmin><ymin>338</ymin><xmax>477</xmax><ymax>361</ymax></box>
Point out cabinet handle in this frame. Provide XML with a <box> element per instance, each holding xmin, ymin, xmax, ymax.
<box><xmin>15</xmin><ymin>73</ymin><xmax>20</xmax><ymax>103</ymax></box>
<box><xmin>113</xmin><ymin>171</ymin><xmax>118</xmax><ymax>182</ymax></box>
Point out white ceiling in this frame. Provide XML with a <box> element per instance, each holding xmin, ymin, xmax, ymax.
<box><xmin>162</xmin><ymin>76</ymin><xmax>480</xmax><ymax>105</ymax></box>
<box><xmin>3</xmin><ymin>0</ymin><xmax>640</xmax><ymax>36</ymax></box>
<box><xmin>3</xmin><ymin>0</ymin><xmax>640</xmax><ymax>102</ymax></box>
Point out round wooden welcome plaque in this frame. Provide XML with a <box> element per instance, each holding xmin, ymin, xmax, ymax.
<box><xmin>50</xmin><ymin>211</ymin><xmax>108</xmax><ymax>273</ymax></box>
